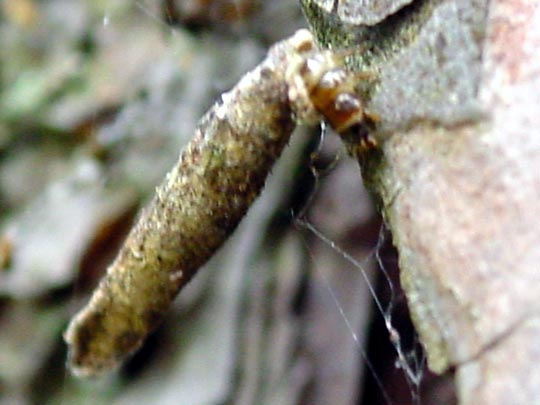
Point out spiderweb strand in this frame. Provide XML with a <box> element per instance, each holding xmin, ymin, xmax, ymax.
<box><xmin>293</xmin><ymin>138</ymin><xmax>425</xmax><ymax>403</ymax></box>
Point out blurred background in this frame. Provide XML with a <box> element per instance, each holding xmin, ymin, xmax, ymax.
<box><xmin>0</xmin><ymin>0</ymin><xmax>454</xmax><ymax>403</ymax></box>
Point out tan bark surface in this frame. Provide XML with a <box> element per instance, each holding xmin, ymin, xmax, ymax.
<box><xmin>303</xmin><ymin>0</ymin><xmax>540</xmax><ymax>403</ymax></box>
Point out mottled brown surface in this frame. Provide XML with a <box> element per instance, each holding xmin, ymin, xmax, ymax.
<box><xmin>64</xmin><ymin>31</ymin><xmax>312</xmax><ymax>376</ymax></box>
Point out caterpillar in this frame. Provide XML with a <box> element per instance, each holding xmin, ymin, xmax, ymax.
<box><xmin>64</xmin><ymin>28</ymin><xmax>375</xmax><ymax>377</ymax></box>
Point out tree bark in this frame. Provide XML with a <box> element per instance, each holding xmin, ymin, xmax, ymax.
<box><xmin>302</xmin><ymin>0</ymin><xmax>540</xmax><ymax>403</ymax></box>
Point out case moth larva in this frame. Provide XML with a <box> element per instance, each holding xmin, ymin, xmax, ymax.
<box><xmin>64</xmin><ymin>28</ymin><xmax>374</xmax><ymax>377</ymax></box>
